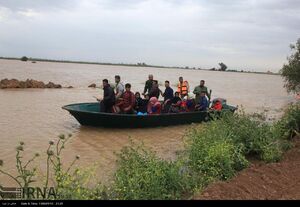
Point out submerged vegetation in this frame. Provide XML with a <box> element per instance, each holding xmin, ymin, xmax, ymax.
<box><xmin>0</xmin><ymin>103</ymin><xmax>299</xmax><ymax>200</ymax></box>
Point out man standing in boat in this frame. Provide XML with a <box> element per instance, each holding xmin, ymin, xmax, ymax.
<box><xmin>97</xmin><ymin>79</ymin><xmax>116</xmax><ymax>113</ymax></box>
<box><xmin>114</xmin><ymin>75</ymin><xmax>124</xmax><ymax>100</ymax></box>
<box><xmin>193</xmin><ymin>80</ymin><xmax>210</xmax><ymax>104</ymax></box>
<box><xmin>177</xmin><ymin>77</ymin><xmax>189</xmax><ymax>99</ymax></box>
<box><xmin>142</xmin><ymin>74</ymin><xmax>154</xmax><ymax>96</ymax></box>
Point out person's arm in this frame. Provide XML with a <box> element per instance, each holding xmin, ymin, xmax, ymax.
<box><xmin>186</xmin><ymin>81</ymin><xmax>190</xmax><ymax>92</ymax></box>
<box><xmin>103</xmin><ymin>89</ymin><xmax>109</xmax><ymax>101</ymax></box>
<box><xmin>176</xmin><ymin>83</ymin><xmax>180</xmax><ymax>93</ymax></box>
<box><xmin>193</xmin><ymin>86</ymin><xmax>199</xmax><ymax>95</ymax></box>
<box><xmin>206</xmin><ymin>88</ymin><xmax>211</xmax><ymax>100</ymax></box>
<box><xmin>115</xmin><ymin>85</ymin><xmax>123</xmax><ymax>99</ymax></box>
<box><xmin>143</xmin><ymin>81</ymin><xmax>148</xmax><ymax>94</ymax></box>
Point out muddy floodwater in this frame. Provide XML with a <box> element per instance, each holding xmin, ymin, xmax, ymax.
<box><xmin>0</xmin><ymin>59</ymin><xmax>293</xmax><ymax>186</ymax></box>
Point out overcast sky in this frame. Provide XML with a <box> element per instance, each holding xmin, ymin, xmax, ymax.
<box><xmin>0</xmin><ymin>0</ymin><xmax>299</xmax><ymax>71</ymax></box>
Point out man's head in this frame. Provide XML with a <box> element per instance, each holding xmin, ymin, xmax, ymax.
<box><xmin>102</xmin><ymin>79</ymin><xmax>109</xmax><ymax>88</ymax></box>
<box><xmin>200</xmin><ymin>91</ymin><xmax>206</xmax><ymax>97</ymax></box>
<box><xmin>175</xmin><ymin>92</ymin><xmax>180</xmax><ymax>97</ymax></box>
<box><xmin>115</xmin><ymin>75</ymin><xmax>121</xmax><ymax>83</ymax></box>
<box><xmin>165</xmin><ymin>80</ymin><xmax>170</xmax><ymax>88</ymax></box>
<box><xmin>125</xmin><ymin>83</ymin><xmax>131</xmax><ymax>92</ymax></box>
<box><xmin>200</xmin><ymin>80</ymin><xmax>205</xmax><ymax>87</ymax></box>
<box><xmin>148</xmin><ymin>74</ymin><xmax>153</xmax><ymax>81</ymax></box>
<box><xmin>179</xmin><ymin>77</ymin><xmax>183</xmax><ymax>83</ymax></box>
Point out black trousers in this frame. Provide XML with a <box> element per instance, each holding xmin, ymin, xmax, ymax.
<box><xmin>100</xmin><ymin>101</ymin><xmax>114</xmax><ymax>113</ymax></box>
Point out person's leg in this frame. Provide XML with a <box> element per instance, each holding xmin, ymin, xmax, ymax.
<box><xmin>105</xmin><ymin>103</ymin><xmax>112</xmax><ymax>113</ymax></box>
<box><xmin>100</xmin><ymin>101</ymin><xmax>106</xmax><ymax>112</ymax></box>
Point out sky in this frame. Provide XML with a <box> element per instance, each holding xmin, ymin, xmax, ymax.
<box><xmin>0</xmin><ymin>0</ymin><xmax>300</xmax><ymax>72</ymax></box>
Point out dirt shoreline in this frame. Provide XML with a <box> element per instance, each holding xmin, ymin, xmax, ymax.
<box><xmin>194</xmin><ymin>136</ymin><xmax>300</xmax><ymax>200</ymax></box>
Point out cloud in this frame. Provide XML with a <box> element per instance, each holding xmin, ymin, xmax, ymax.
<box><xmin>0</xmin><ymin>0</ymin><xmax>299</xmax><ymax>71</ymax></box>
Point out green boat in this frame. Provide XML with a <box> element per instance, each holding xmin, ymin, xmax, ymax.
<box><xmin>62</xmin><ymin>100</ymin><xmax>237</xmax><ymax>128</ymax></box>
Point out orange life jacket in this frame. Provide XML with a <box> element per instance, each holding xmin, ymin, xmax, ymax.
<box><xmin>177</xmin><ymin>81</ymin><xmax>189</xmax><ymax>96</ymax></box>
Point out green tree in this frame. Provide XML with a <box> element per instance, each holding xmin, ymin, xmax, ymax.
<box><xmin>21</xmin><ymin>56</ymin><xmax>28</xmax><ymax>61</ymax></box>
<box><xmin>219</xmin><ymin>62</ymin><xmax>227</xmax><ymax>71</ymax></box>
<box><xmin>280</xmin><ymin>38</ymin><xmax>300</xmax><ymax>93</ymax></box>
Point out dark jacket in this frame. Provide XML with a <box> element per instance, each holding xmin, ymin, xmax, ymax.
<box><xmin>135</xmin><ymin>97</ymin><xmax>148</xmax><ymax>113</ymax></box>
<box><xmin>163</xmin><ymin>87</ymin><xmax>174</xmax><ymax>102</ymax></box>
<box><xmin>171</xmin><ymin>96</ymin><xmax>181</xmax><ymax>104</ymax></box>
<box><xmin>148</xmin><ymin>86</ymin><xmax>160</xmax><ymax>99</ymax></box>
<box><xmin>103</xmin><ymin>84</ymin><xmax>116</xmax><ymax>105</ymax></box>
<box><xmin>144</xmin><ymin>80</ymin><xmax>153</xmax><ymax>94</ymax></box>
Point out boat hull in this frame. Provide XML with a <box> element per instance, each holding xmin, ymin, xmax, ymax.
<box><xmin>62</xmin><ymin>102</ymin><xmax>236</xmax><ymax>128</ymax></box>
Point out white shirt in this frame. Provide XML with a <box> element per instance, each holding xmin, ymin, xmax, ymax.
<box><xmin>115</xmin><ymin>82</ymin><xmax>124</xmax><ymax>98</ymax></box>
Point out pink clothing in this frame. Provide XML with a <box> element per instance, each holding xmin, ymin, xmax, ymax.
<box><xmin>147</xmin><ymin>97</ymin><xmax>162</xmax><ymax>114</ymax></box>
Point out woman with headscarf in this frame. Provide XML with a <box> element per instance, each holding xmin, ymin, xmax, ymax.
<box><xmin>147</xmin><ymin>97</ymin><xmax>162</xmax><ymax>115</ymax></box>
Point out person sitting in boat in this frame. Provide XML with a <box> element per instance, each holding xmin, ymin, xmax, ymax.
<box><xmin>135</xmin><ymin>92</ymin><xmax>148</xmax><ymax>114</ymax></box>
<box><xmin>161</xmin><ymin>80</ymin><xmax>174</xmax><ymax>113</ymax></box>
<box><xmin>148</xmin><ymin>80</ymin><xmax>161</xmax><ymax>99</ymax></box>
<box><xmin>114</xmin><ymin>75</ymin><xmax>124</xmax><ymax>101</ymax></box>
<box><xmin>142</xmin><ymin>74</ymin><xmax>154</xmax><ymax>96</ymax></box>
<box><xmin>147</xmin><ymin>97</ymin><xmax>162</xmax><ymax>115</ymax></box>
<box><xmin>115</xmin><ymin>83</ymin><xmax>136</xmax><ymax>114</ymax></box>
<box><xmin>211</xmin><ymin>99</ymin><xmax>223</xmax><ymax>111</ymax></box>
<box><xmin>169</xmin><ymin>92</ymin><xmax>182</xmax><ymax>113</ymax></box>
<box><xmin>180</xmin><ymin>94</ymin><xmax>195</xmax><ymax>112</ymax></box>
<box><xmin>177</xmin><ymin>77</ymin><xmax>189</xmax><ymax>99</ymax></box>
<box><xmin>195</xmin><ymin>91</ymin><xmax>209</xmax><ymax>111</ymax></box>
<box><xmin>98</xmin><ymin>79</ymin><xmax>116</xmax><ymax>113</ymax></box>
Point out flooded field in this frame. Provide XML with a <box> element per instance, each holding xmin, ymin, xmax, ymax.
<box><xmin>0</xmin><ymin>59</ymin><xmax>293</xmax><ymax>185</ymax></box>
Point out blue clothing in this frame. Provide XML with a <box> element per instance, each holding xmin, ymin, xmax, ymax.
<box><xmin>163</xmin><ymin>87</ymin><xmax>174</xmax><ymax>102</ymax></box>
<box><xmin>137</xmin><ymin>112</ymin><xmax>147</xmax><ymax>116</ymax></box>
<box><xmin>199</xmin><ymin>96</ymin><xmax>209</xmax><ymax>111</ymax></box>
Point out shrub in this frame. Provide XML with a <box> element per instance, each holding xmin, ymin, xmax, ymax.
<box><xmin>185</xmin><ymin>122</ymin><xmax>249</xmax><ymax>181</ymax></box>
<box><xmin>277</xmin><ymin>103</ymin><xmax>300</xmax><ymax>139</ymax></box>
<box><xmin>112</xmin><ymin>142</ymin><xmax>194</xmax><ymax>200</ymax></box>
<box><xmin>217</xmin><ymin>112</ymin><xmax>286</xmax><ymax>162</ymax></box>
<box><xmin>21</xmin><ymin>56</ymin><xmax>28</xmax><ymax>61</ymax></box>
<box><xmin>55</xmin><ymin>167</ymin><xmax>107</xmax><ymax>200</ymax></box>
<box><xmin>0</xmin><ymin>134</ymin><xmax>107</xmax><ymax>200</ymax></box>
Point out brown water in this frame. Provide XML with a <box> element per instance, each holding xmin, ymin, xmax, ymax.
<box><xmin>0</xmin><ymin>59</ymin><xmax>293</xmax><ymax>186</ymax></box>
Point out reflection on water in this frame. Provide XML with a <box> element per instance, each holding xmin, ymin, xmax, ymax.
<box><xmin>0</xmin><ymin>59</ymin><xmax>294</xmax><ymax>185</ymax></box>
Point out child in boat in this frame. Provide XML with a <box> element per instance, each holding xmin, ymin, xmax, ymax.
<box><xmin>211</xmin><ymin>99</ymin><xmax>222</xmax><ymax>111</ymax></box>
<box><xmin>195</xmin><ymin>91</ymin><xmax>209</xmax><ymax>111</ymax></box>
<box><xmin>147</xmin><ymin>97</ymin><xmax>162</xmax><ymax>115</ymax></box>
<box><xmin>135</xmin><ymin>92</ymin><xmax>148</xmax><ymax>114</ymax></box>
<box><xmin>169</xmin><ymin>92</ymin><xmax>182</xmax><ymax>113</ymax></box>
<box><xmin>180</xmin><ymin>95</ymin><xmax>195</xmax><ymax>112</ymax></box>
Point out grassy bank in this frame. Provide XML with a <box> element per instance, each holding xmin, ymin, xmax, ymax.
<box><xmin>0</xmin><ymin>103</ymin><xmax>299</xmax><ymax>200</ymax></box>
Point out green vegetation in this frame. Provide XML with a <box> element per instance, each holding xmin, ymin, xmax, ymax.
<box><xmin>21</xmin><ymin>56</ymin><xmax>28</xmax><ymax>61</ymax></box>
<box><xmin>281</xmin><ymin>38</ymin><xmax>300</xmax><ymax>93</ymax></box>
<box><xmin>218</xmin><ymin>62</ymin><xmax>227</xmax><ymax>71</ymax></box>
<box><xmin>0</xmin><ymin>103</ymin><xmax>299</xmax><ymax>200</ymax></box>
<box><xmin>0</xmin><ymin>134</ymin><xmax>106</xmax><ymax>199</ymax></box>
<box><xmin>112</xmin><ymin>142</ymin><xmax>195</xmax><ymax>199</ymax></box>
